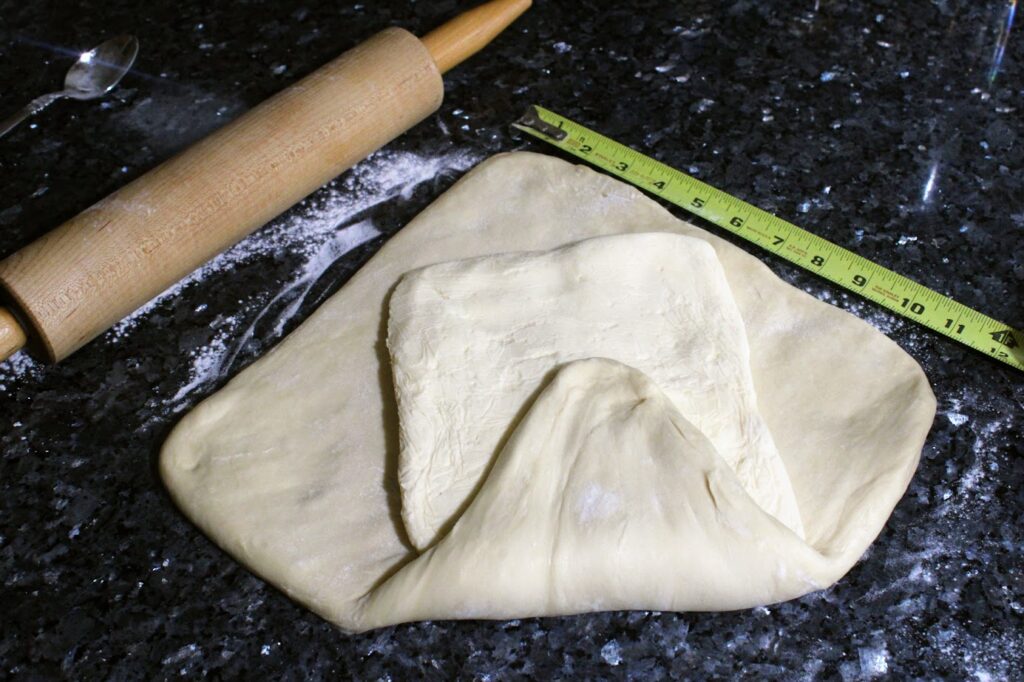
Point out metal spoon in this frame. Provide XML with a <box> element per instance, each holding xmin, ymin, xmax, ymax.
<box><xmin>0</xmin><ymin>34</ymin><xmax>139</xmax><ymax>139</ymax></box>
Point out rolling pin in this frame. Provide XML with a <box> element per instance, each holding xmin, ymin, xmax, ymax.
<box><xmin>0</xmin><ymin>0</ymin><xmax>531</xmax><ymax>364</ymax></box>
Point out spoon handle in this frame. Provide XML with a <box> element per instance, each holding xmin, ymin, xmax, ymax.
<box><xmin>0</xmin><ymin>92</ymin><xmax>64</xmax><ymax>139</ymax></box>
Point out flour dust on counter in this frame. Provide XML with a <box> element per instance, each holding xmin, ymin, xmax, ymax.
<box><xmin>0</xmin><ymin>350</ymin><xmax>44</xmax><ymax>389</ymax></box>
<box><xmin>845</xmin><ymin>382</ymin><xmax>1023</xmax><ymax>681</ymax></box>
<box><xmin>167</xmin><ymin>218</ymin><xmax>381</xmax><ymax>407</ymax></box>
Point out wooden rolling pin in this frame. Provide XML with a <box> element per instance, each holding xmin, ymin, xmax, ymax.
<box><xmin>0</xmin><ymin>0</ymin><xmax>530</xmax><ymax>363</ymax></box>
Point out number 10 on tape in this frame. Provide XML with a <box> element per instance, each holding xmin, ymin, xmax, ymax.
<box><xmin>513</xmin><ymin>105</ymin><xmax>1023</xmax><ymax>373</ymax></box>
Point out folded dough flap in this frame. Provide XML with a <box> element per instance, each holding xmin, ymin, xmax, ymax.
<box><xmin>356</xmin><ymin>358</ymin><xmax>831</xmax><ymax>629</ymax></box>
<box><xmin>388</xmin><ymin>233</ymin><xmax>806</xmax><ymax>552</ymax></box>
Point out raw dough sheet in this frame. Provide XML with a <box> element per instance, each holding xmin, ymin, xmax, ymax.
<box><xmin>161</xmin><ymin>152</ymin><xmax>935</xmax><ymax>632</ymax></box>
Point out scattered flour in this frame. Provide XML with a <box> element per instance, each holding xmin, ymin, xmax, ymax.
<box><xmin>157</xmin><ymin>148</ymin><xmax>480</xmax><ymax>407</ymax></box>
<box><xmin>168</xmin><ymin>320</ymin><xmax>238</xmax><ymax>408</ymax></box>
<box><xmin>576</xmin><ymin>483</ymin><xmax>622</xmax><ymax>524</ymax></box>
<box><xmin>930</xmin><ymin>627</ymin><xmax>1023</xmax><ymax>682</ymax></box>
<box><xmin>0</xmin><ymin>350</ymin><xmax>44</xmax><ymax>391</ymax></box>
<box><xmin>849</xmin><ymin>379</ymin><xmax>1021</xmax><ymax>679</ymax></box>
<box><xmin>168</xmin><ymin>219</ymin><xmax>380</xmax><ymax>405</ymax></box>
<box><xmin>816</xmin><ymin>289</ymin><xmax>902</xmax><ymax>336</ymax></box>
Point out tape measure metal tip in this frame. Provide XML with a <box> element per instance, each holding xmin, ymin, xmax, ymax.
<box><xmin>514</xmin><ymin>105</ymin><xmax>567</xmax><ymax>140</ymax></box>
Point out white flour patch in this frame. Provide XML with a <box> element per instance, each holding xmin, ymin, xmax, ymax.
<box><xmin>954</xmin><ymin>408</ymin><xmax>1009</xmax><ymax>499</ymax></box>
<box><xmin>0</xmin><ymin>351</ymin><xmax>43</xmax><ymax>388</ymax></box>
<box><xmin>576</xmin><ymin>483</ymin><xmax>622</xmax><ymax>524</ymax></box>
<box><xmin>851</xmin><ymin>380</ymin><xmax>1020</xmax><ymax>681</ymax></box>
<box><xmin>931</xmin><ymin>386</ymin><xmax>1015</xmax><ymax>509</ymax></box>
<box><xmin>838</xmin><ymin>296</ymin><xmax>902</xmax><ymax>336</ymax></box>
<box><xmin>169</xmin><ymin>317</ymin><xmax>242</xmax><ymax>407</ymax></box>
<box><xmin>804</xmin><ymin>286</ymin><xmax>904</xmax><ymax>337</ymax></box>
<box><xmin>930</xmin><ymin>626</ymin><xmax>1023</xmax><ymax>681</ymax></box>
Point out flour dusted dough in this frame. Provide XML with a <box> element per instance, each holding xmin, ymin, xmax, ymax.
<box><xmin>389</xmin><ymin>233</ymin><xmax>804</xmax><ymax>548</ymax></box>
<box><xmin>161</xmin><ymin>152</ymin><xmax>936</xmax><ymax>632</ymax></box>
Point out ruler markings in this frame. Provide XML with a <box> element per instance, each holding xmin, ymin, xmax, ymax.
<box><xmin>513</xmin><ymin>106</ymin><xmax>1023</xmax><ymax>372</ymax></box>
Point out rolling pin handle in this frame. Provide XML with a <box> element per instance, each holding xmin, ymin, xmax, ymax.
<box><xmin>421</xmin><ymin>0</ymin><xmax>532</xmax><ymax>74</ymax></box>
<box><xmin>0</xmin><ymin>306</ymin><xmax>28</xmax><ymax>363</ymax></box>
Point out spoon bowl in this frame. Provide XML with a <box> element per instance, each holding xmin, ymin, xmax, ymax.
<box><xmin>0</xmin><ymin>34</ymin><xmax>139</xmax><ymax>138</ymax></box>
<box><xmin>64</xmin><ymin>35</ymin><xmax>140</xmax><ymax>99</ymax></box>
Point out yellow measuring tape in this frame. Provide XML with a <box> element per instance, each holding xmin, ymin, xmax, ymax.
<box><xmin>513</xmin><ymin>105</ymin><xmax>1023</xmax><ymax>373</ymax></box>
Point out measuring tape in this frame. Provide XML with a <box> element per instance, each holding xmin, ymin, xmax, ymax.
<box><xmin>513</xmin><ymin>105</ymin><xmax>1023</xmax><ymax>373</ymax></box>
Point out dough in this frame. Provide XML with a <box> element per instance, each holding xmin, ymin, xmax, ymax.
<box><xmin>359</xmin><ymin>359</ymin><xmax>828</xmax><ymax>625</ymax></box>
<box><xmin>389</xmin><ymin>233</ymin><xmax>804</xmax><ymax>548</ymax></box>
<box><xmin>160</xmin><ymin>152</ymin><xmax>936</xmax><ymax>632</ymax></box>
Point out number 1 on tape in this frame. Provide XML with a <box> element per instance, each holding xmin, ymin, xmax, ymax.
<box><xmin>513</xmin><ymin>105</ymin><xmax>1023</xmax><ymax>373</ymax></box>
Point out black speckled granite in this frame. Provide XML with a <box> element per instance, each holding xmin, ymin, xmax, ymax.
<box><xmin>2</xmin><ymin>1</ymin><xmax>1022</xmax><ymax>679</ymax></box>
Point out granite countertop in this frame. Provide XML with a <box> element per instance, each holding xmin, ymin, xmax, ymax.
<box><xmin>1</xmin><ymin>0</ymin><xmax>1021</xmax><ymax>678</ymax></box>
